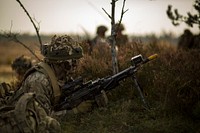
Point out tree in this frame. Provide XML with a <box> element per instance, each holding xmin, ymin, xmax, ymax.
<box><xmin>102</xmin><ymin>0</ymin><xmax>128</xmax><ymax>74</ymax></box>
<box><xmin>166</xmin><ymin>0</ymin><xmax>200</xmax><ymax>31</ymax></box>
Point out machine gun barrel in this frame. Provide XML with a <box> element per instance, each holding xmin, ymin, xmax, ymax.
<box><xmin>54</xmin><ymin>54</ymin><xmax>158</xmax><ymax>111</ymax></box>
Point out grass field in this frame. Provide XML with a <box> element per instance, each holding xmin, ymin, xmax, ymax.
<box><xmin>0</xmin><ymin>34</ymin><xmax>200</xmax><ymax>133</ymax></box>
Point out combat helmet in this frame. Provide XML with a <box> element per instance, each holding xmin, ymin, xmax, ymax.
<box><xmin>41</xmin><ymin>35</ymin><xmax>83</xmax><ymax>63</ymax></box>
<box><xmin>97</xmin><ymin>25</ymin><xmax>108</xmax><ymax>35</ymax></box>
<box><xmin>11</xmin><ymin>55</ymin><xmax>32</xmax><ymax>76</ymax></box>
<box><xmin>115</xmin><ymin>23</ymin><xmax>125</xmax><ymax>31</ymax></box>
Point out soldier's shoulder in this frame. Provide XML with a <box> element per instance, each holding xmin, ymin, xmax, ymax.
<box><xmin>25</xmin><ymin>71</ymin><xmax>49</xmax><ymax>85</ymax></box>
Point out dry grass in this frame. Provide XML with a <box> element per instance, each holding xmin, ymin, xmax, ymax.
<box><xmin>1</xmin><ymin>35</ymin><xmax>200</xmax><ymax>132</ymax></box>
<box><xmin>70</xmin><ymin>39</ymin><xmax>200</xmax><ymax>133</ymax></box>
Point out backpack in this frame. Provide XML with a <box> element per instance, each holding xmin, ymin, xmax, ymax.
<box><xmin>0</xmin><ymin>93</ymin><xmax>38</xmax><ymax>133</ymax></box>
<box><xmin>0</xmin><ymin>82</ymin><xmax>13</xmax><ymax>98</ymax></box>
<box><xmin>0</xmin><ymin>82</ymin><xmax>14</xmax><ymax>107</ymax></box>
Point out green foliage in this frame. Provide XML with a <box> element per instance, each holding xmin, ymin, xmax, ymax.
<box><xmin>61</xmin><ymin>40</ymin><xmax>200</xmax><ymax>132</ymax></box>
<box><xmin>166</xmin><ymin>0</ymin><xmax>200</xmax><ymax>30</ymax></box>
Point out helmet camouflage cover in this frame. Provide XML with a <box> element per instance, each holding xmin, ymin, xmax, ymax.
<box><xmin>41</xmin><ymin>35</ymin><xmax>83</xmax><ymax>63</ymax></box>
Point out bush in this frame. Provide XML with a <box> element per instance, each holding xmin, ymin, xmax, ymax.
<box><xmin>64</xmin><ymin>40</ymin><xmax>200</xmax><ymax>132</ymax></box>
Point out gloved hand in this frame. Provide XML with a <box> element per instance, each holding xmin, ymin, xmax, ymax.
<box><xmin>95</xmin><ymin>90</ymin><xmax>108</xmax><ymax>107</ymax></box>
<box><xmin>72</xmin><ymin>100</ymin><xmax>94</xmax><ymax>114</ymax></box>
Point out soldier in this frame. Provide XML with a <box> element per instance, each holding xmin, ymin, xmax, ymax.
<box><xmin>114</xmin><ymin>23</ymin><xmax>128</xmax><ymax>47</ymax></box>
<box><xmin>89</xmin><ymin>25</ymin><xmax>110</xmax><ymax>54</ymax></box>
<box><xmin>193</xmin><ymin>34</ymin><xmax>200</xmax><ymax>49</ymax></box>
<box><xmin>92</xmin><ymin>25</ymin><xmax>109</xmax><ymax>46</ymax></box>
<box><xmin>178</xmin><ymin>29</ymin><xmax>194</xmax><ymax>49</ymax></box>
<box><xmin>0</xmin><ymin>55</ymin><xmax>33</xmax><ymax>103</ymax></box>
<box><xmin>0</xmin><ymin>35</ymin><xmax>94</xmax><ymax>132</ymax></box>
<box><xmin>11</xmin><ymin>55</ymin><xmax>33</xmax><ymax>90</ymax></box>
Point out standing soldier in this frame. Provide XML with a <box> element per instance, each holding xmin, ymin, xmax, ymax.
<box><xmin>89</xmin><ymin>25</ymin><xmax>110</xmax><ymax>54</ymax></box>
<box><xmin>114</xmin><ymin>23</ymin><xmax>128</xmax><ymax>47</ymax></box>
<box><xmin>178</xmin><ymin>29</ymin><xmax>194</xmax><ymax>49</ymax></box>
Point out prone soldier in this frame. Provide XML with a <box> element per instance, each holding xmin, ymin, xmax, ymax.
<box><xmin>0</xmin><ymin>55</ymin><xmax>33</xmax><ymax>104</ymax></box>
<box><xmin>11</xmin><ymin>55</ymin><xmax>33</xmax><ymax>90</ymax></box>
<box><xmin>0</xmin><ymin>35</ymin><xmax>97</xmax><ymax>133</ymax></box>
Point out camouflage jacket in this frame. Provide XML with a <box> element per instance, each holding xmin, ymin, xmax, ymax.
<box><xmin>0</xmin><ymin>63</ymin><xmax>62</xmax><ymax>133</ymax></box>
<box><xmin>11</xmin><ymin>71</ymin><xmax>54</xmax><ymax>114</ymax></box>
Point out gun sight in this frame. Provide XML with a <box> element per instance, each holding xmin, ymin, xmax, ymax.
<box><xmin>131</xmin><ymin>54</ymin><xmax>144</xmax><ymax>66</ymax></box>
<box><xmin>131</xmin><ymin>54</ymin><xmax>158</xmax><ymax>66</ymax></box>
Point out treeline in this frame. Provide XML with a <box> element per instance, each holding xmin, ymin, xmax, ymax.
<box><xmin>0</xmin><ymin>32</ymin><xmax>179</xmax><ymax>46</ymax></box>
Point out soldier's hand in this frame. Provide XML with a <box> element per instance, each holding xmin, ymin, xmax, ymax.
<box><xmin>72</xmin><ymin>100</ymin><xmax>94</xmax><ymax>114</ymax></box>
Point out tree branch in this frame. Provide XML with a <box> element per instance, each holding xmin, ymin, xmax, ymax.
<box><xmin>1</xmin><ymin>31</ymin><xmax>41</xmax><ymax>61</ymax></box>
<box><xmin>102</xmin><ymin>8</ymin><xmax>112</xmax><ymax>19</ymax></box>
<box><xmin>16</xmin><ymin>0</ymin><xmax>43</xmax><ymax>47</ymax></box>
<box><xmin>102</xmin><ymin>0</ymin><xmax>128</xmax><ymax>74</ymax></box>
<box><xmin>118</xmin><ymin>0</ymin><xmax>128</xmax><ymax>25</ymax></box>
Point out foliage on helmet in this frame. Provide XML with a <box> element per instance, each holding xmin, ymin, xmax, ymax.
<box><xmin>41</xmin><ymin>35</ymin><xmax>83</xmax><ymax>63</ymax></box>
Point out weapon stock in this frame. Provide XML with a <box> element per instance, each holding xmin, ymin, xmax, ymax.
<box><xmin>54</xmin><ymin>54</ymin><xmax>158</xmax><ymax>111</ymax></box>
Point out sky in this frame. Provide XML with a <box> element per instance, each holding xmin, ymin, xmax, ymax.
<box><xmin>0</xmin><ymin>0</ymin><xmax>199</xmax><ymax>37</ymax></box>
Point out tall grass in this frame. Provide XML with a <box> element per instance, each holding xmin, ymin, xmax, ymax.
<box><xmin>63</xmin><ymin>40</ymin><xmax>200</xmax><ymax>132</ymax></box>
<box><xmin>1</xmin><ymin>35</ymin><xmax>199</xmax><ymax>132</ymax></box>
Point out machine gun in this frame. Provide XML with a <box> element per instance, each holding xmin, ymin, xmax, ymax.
<box><xmin>54</xmin><ymin>54</ymin><xmax>158</xmax><ymax>111</ymax></box>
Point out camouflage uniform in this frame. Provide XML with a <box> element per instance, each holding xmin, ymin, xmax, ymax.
<box><xmin>114</xmin><ymin>23</ymin><xmax>128</xmax><ymax>46</ymax></box>
<box><xmin>0</xmin><ymin>35</ymin><xmax>88</xmax><ymax>133</ymax></box>
<box><xmin>93</xmin><ymin>25</ymin><xmax>108</xmax><ymax>46</ymax></box>
<box><xmin>89</xmin><ymin>25</ymin><xmax>110</xmax><ymax>54</ymax></box>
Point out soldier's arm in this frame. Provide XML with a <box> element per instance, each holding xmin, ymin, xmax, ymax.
<box><xmin>23</xmin><ymin>71</ymin><xmax>54</xmax><ymax>114</ymax></box>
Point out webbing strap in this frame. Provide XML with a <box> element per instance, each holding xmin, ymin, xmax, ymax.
<box><xmin>37</xmin><ymin>62</ymin><xmax>61</xmax><ymax>104</ymax></box>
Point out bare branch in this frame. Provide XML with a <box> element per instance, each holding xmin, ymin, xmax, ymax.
<box><xmin>1</xmin><ymin>31</ymin><xmax>41</xmax><ymax>61</ymax></box>
<box><xmin>102</xmin><ymin>8</ymin><xmax>112</xmax><ymax>19</ymax></box>
<box><xmin>111</xmin><ymin>0</ymin><xmax>116</xmax><ymax>26</ymax></box>
<box><xmin>118</xmin><ymin>0</ymin><xmax>128</xmax><ymax>25</ymax></box>
<box><xmin>9</xmin><ymin>21</ymin><xmax>13</xmax><ymax>32</ymax></box>
<box><xmin>87</xmin><ymin>0</ymin><xmax>109</xmax><ymax>22</ymax></box>
<box><xmin>16</xmin><ymin>0</ymin><xmax>42</xmax><ymax>48</ymax></box>
<box><xmin>103</xmin><ymin>0</ymin><xmax>128</xmax><ymax>74</ymax></box>
<box><xmin>33</xmin><ymin>17</ymin><xmax>41</xmax><ymax>32</ymax></box>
